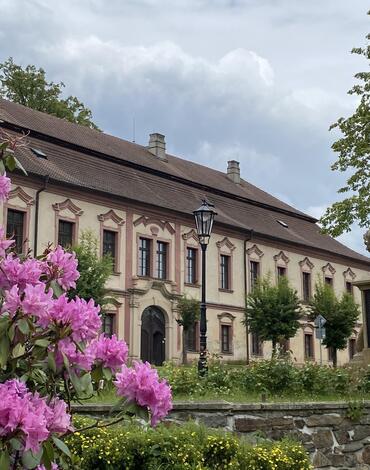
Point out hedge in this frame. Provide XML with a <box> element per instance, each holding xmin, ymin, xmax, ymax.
<box><xmin>66</xmin><ymin>417</ymin><xmax>312</xmax><ymax>469</ymax></box>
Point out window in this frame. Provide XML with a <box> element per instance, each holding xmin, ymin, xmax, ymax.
<box><xmin>325</xmin><ymin>276</ymin><xmax>333</xmax><ymax>287</ymax></box>
<box><xmin>186</xmin><ymin>322</ymin><xmax>198</xmax><ymax>352</ymax></box>
<box><xmin>349</xmin><ymin>338</ymin><xmax>356</xmax><ymax>360</ymax></box>
<box><xmin>186</xmin><ymin>247</ymin><xmax>197</xmax><ymax>284</ymax></box>
<box><xmin>156</xmin><ymin>241</ymin><xmax>168</xmax><ymax>279</ymax></box>
<box><xmin>304</xmin><ymin>333</ymin><xmax>314</xmax><ymax>359</ymax></box>
<box><xmin>138</xmin><ymin>238</ymin><xmax>151</xmax><ymax>277</ymax></box>
<box><xmin>102</xmin><ymin>314</ymin><xmax>115</xmax><ymax>337</ymax></box>
<box><xmin>221</xmin><ymin>325</ymin><xmax>232</xmax><ymax>353</ymax></box>
<box><xmin>250</xmin><ymin>261</ymin><xmax>260</xmax><ymax>290</ymax></box>
<box><xmin>220</xmin><ymin>255</ymin><xmax>230</xmax><ymax>290</ymax></box>
<box><xmin>302</xmin><ymin>272</ymin><xmax>311</xmax><ymax>302</ymax></box>
<box><xmin>103</xmin><ymin>230</ymin><xmax>117</xmax><ymax>271</ymax></box>
<box><xmin>58</xmin><ymin>220</ymin><xmax>74</xmax><ymax>248</ymax></box>
<box><xmin>346</xmin><ymin>281</ymin><xmax>353</xmax><ymax>295</ymax></box>
<box><xmin>6</xmin><ymin>209</ymin><xmax>25</xmax><ymax>254</ymax></box>
<box><xmin>251</xmin><ymin>332</ymin><xmax>263</xmax><ymax>356</ymax></box>
<box><xmin>277</xmin><ymin>266</ymin><xmax>286</xmax><ymax>278</ymax></box>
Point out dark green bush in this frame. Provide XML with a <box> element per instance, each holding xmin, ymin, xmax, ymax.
<box><xmin>66</xmin><ymin>417</ymin><xmax>311</xmax><ymax>469</ymax></box>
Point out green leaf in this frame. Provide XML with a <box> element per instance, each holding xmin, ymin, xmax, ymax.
<box><xmin>47</xmin><ymin>351</ymin><xmax>57</xmax><ymax>373</ymax></box>
<box><xmin>0</xmin><ymin>335</ymin><xmax>10</xmax><ymax>367</ymax></box>
<box><xmin>9</xmin><ymin>438</ymin><xmax>22</xmax><ymax>451</ymax></box>
<box><xmin>52</xmin><ymin>436</ymin><xmax>71</xmax><ymax>459</ymax></box>
<box><xmin>0</xmin><ymin>450</ymin><xmax>10</xmax><ymax>469</ymax></box>
<box><xmin>12</xmin><ymin>343</ymin><xmax>25</xmax><ymax>358</ymax></box>
<box><xmin>14</xmin><ymin>156</ymin><xmax>28</xmax><ymax>175</ymax></box>
<box><xmin>42</xmin><ymin>441</ymin><xmax>54</xmax><ymax>470</ymax></box>
<box><xmin>0</xmin><ymin>160</ymin><xmax>5</xmax><ymax>175</ymax></box>
<box><xmin>50</xmin><ymin>280</ymin><xmax>63</xmax><ymax>298</ymax></box>
<box><xmin>18</xmin><ymin>318</ymin><xmax>30</xmax><ymax>335</ymax></box>
<box><xmin>102</xmin><ymin>367</ymin><xmax>112</xmax><ymax>381</ymax></box>
<box><xmin>5</xmin><ymin>154</ymin><xmax>16</xmax><ymax>171</ymax></box>
<box><xmin>0</xmin><ymin>316</ymin><xmax>10</xmax><ymax>334</ymax></box>
<box><xmin>21</xmin><ymin>448</ymin><xmax>43</xmax><ymax>469</ymax></box>
<box><xmin>34</xmin><ymin>338</ymin><xmax>50</xmax><ymax>348</ymax></box>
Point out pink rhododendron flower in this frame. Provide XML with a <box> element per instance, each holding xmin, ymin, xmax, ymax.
<box><xmin>2</xmin><ymin>284</ymin><xmax>20</xmax><ymax>316</ymax></box>
<box><xmin>55</xmin><ymin>338</ymin><xmax>95</xmax><ymax>371</ymax></box>
<box><xmin>114</xmin><ymin>361</ymin><xmax>172</xmax><ymax>426</ymax></box>
<box><xmin>0</xmin><ymin>380</ymin><xmax>70</xmax><ymax>454</ymax></box>
<box><xmin>89</xmin><ymin>334</ymin><xmax>128</xmax><ymax>372</ymax></box>
<box><xmin>48</xmin><ymin>398</ymin><xmax>72</xmax><ymax>434</ymax></box>
<box><xmin>0</xmin><ymin>172</ymin><xmax>11</xmax><ymax>201</ymax></box>
<box><xmin>0</xmin><ymin>226</ymin><xmax>14</xmax><ymax>258</ymax></box>
<box><xmin>0</xmin><ymin>255</ymin><xmax>43</xmax><ymax>290</ymax></box>
<box><xmin>46</xmin><ymin>246</ymin><xmax>80</xmax><ymax>290</ymax></box>
<box><xmin>2</xmin><ymin>283</ymin><xmax>53</xmax><ymax>322</ymax></box>
<box><xmin>49</xmin><ymin>295</ymin><xmax>101</xmax><ymax>343</ymax></box>
<box><xmin>37</xmin><ymin>464</ymin><xmax>59</xmax><ymax>470</ymax></box>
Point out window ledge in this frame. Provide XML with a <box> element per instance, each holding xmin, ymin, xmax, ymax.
<box><xmin>184</xmin><ymin>282</ymin><xmax>201</xmax><ymax>288</ymax></box>
<box><xmin>111</xmin><ymin>271</ymin><xmax>121</xmax><ymax>277</ymax></box>
<box><xmin>220</xmin><ymin>351</ymin><xmax>234</xmax><ymax>356</ymax></box>
<box><xmin>219</xmin><ymin>288</ymin><xmax>234</xmax><ymax>293</ymax></box>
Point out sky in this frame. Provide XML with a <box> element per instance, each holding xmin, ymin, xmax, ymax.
<box><xmin>0</xmin><ymin>0</ymin><xmax>368</xmax><ymax>254</ymax></box>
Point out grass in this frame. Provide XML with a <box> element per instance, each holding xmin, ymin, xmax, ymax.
<box><xmin>83</xmin><ymin>386</ymin><xmax>370</xmax><ymax>405</ymax></box>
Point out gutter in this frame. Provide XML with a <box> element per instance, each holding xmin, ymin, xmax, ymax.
<box><xmin>244</xmin><ymin>230</ymin><xmax>253</xmax><ymax>365</ymax></box>
<box><xmin>34</xmin><ymin>175</ymin><xmax>49</xmax><ymax>256</ymax></box>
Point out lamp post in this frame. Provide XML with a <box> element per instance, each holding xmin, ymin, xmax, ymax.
<box><xmin>193</xmin><ymin>200</ymin><xmax>217</xmax><ymax>376</ymax></box>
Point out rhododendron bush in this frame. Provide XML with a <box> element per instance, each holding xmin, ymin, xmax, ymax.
<box><xmin>0</xmin><ymin>134</ymin><xmax>172</xmax><ymax>469</ymax></box>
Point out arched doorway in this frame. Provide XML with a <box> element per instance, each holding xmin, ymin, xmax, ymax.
<box><xmin>140</xmin><ymin>306</ymin><xmax>166</xmax><ymax>366</ymax></box>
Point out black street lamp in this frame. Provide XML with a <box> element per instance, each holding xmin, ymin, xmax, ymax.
<box><xmin>193</xmin><ymin>199</ymin><xmax>217</xmax><ymax>376</ymax></box>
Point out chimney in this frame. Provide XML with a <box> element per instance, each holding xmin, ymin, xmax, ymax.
<box><xmin>148</xmin><ymin>133</ymin><xmax>167</xmax><ymax>161</ymax></box>
<box><xmin>227</xmin><ymin>160</ymin><xmax>240</xmax><ymax>184</ymax></box>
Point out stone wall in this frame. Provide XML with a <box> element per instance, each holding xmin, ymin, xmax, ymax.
<box><xmin>74</xmin><ymin>401</ymin><xmax>370</xmax><ymax>469</ymax></box>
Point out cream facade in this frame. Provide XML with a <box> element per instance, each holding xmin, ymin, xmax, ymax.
<box><xmin>3</xmin><ymin>175</ymin><xmax>369</xmax><ymax>367</ymax></box>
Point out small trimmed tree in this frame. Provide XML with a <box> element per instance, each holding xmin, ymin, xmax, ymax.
<box><xmin>243</xmin><ymin>275</ymin><xmax>302</xmax><ymax>356</ymax></box>
<box><xmin>68</xmin><ymin>230</ymin><xmax>113</xmax><ymax>312</ymax></box>
<box><xmin>310</xmin><ymin>279</ymin><xmax>360</xmax><ymax>367</ymax></box>
<box><xmin>176</xmin><ymin>296</ymin><xmax>200</xmax><ymax>364</ymax></box>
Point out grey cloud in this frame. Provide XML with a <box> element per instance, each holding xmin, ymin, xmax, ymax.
<box><xmin>0</xmin><ymin>0</ymin><xmax>368</xmax><ymax>254</ymax></box>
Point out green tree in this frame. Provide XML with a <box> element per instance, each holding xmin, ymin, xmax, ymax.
<box><xmin>68</xmin><ymin>230</ymin><xmax>113</xmax><ymax>312</ymax></box>
<box><xmin>243</xmin><ymin>275</ymin><xmax>302</xmax><ymax>355</ymax></box>
<box><xmin>0</xmin><ymin>57</ymin><xmax>99</xmax><ymax>130</ymax></box>
<box><xmin>176</xmin><ymin>296</ymin><xmax>200</xmax><ymax>364</ymax></box>
<box><xmin>320</xmin><ymin>17</ymin><xmax>369</xmax><ymax>245</ymax></box>
<box><xmin>310</xmin><ymin>279</ymin><xmax>360</xmax><ymax>367</ymax></box>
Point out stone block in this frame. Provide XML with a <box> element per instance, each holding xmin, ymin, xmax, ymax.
<box><xmin>353</xmin><ymin>426</ymin><xmax>370</xmax><ymax>441</ymax></box>
<box><xmin>334</xmin><ymin>429</ymin><xmax>350</xmax><ymax>445</ymax></box>
<box><xmin>306</xmin><ymin>413</ymin><xmax>343</xmax><ymax>427</ymax></box>
<box><xmin>312</xmin><ymin>450</ymin><xmax>331</xmax><ymax>468</ymax></box>
<box><xmin>234</xmin><ymin>415</ymin><xmax>293</xmax><ymax>432</ymax></box>
<box><xmin>363</xmin><ymin>446</ymin><xmax>370</xmax><ymax>465</ymax></box>
<box><xmin>198</xmin><ymin>414</ymin><xmax>228</xmax><ymax>428</ymax></box>
<box><xmin>312</xmin><ymin>430</ymin><xmax>334</xmax><ymax>449</ymax></box>
<box><xmin>342</xmin><ymin>440</ymin><xmax>364</xmax><ymax>453</ymax></box>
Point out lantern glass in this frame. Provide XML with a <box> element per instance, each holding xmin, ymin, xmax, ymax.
<box><xmin>193</xmin><ymin>200</ymin><xmax>217</xmax><ymax>245</ymax></box>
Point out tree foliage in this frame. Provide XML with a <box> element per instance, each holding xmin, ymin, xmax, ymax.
<box><xmin>243</xmin><ymin>275</ymin><xmax>302</xmax><ymax>354</ymax></box>
<box><xmin>176</xmin><ymin>296</ymin><xmax>200</xmax><ymax>364</ymax></box>
<box><xmin>0</xmin><ymin>57</ymin><xmax>99</xmax><ymax>130</ymax></box>
<box><xmin>68</xmin><ymin>230</ymin><xmax>113</xmax><ymax>311</ymax></box>
<box><xmin>310</xmin><ymin>279</ymin><xmax>360</xmax><ymax>366</ymax></box>
<box><xmin>320</xmin><ymin>17</ymin><xmax>370</xmax><ymax>241</ymax></box>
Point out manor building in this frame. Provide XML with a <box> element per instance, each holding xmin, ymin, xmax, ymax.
<box><xmin>1</xmin><ymin>98</ymin><xmax>369</xmax><ymax>366</ymax></box>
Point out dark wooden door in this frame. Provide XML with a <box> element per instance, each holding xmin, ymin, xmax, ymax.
<box><xmin>141</xmin><ymin>307</ymin><xmax>165</xmax><ymax>366</ymax></box>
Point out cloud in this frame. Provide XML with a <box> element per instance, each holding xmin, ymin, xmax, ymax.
<box><xmin>0</xmin><ymin>0</ymin><xmax>368</xmax><ymax>255</ymax></box>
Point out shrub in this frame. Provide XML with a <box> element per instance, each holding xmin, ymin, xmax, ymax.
<box><xmin>66</xmin><ymin>417</ymin><xmax>312</xmax><ymax>470</ymax></box>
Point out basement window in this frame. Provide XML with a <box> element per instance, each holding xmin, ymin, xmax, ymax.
<box><xmin>277</xmin><ymin>220</ymin><xmax>288</xmax><ymax>228</ymax></box>
<box><xmin>31</xmin><ymin>148</ymin><xmax>47</xmax><ymax>159</ymax></box>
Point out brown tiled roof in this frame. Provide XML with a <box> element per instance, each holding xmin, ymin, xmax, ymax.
<box><xmin>0</xmin><ymin>98</ymin><xmax>369</xmax><ymax>266</ymax></box>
